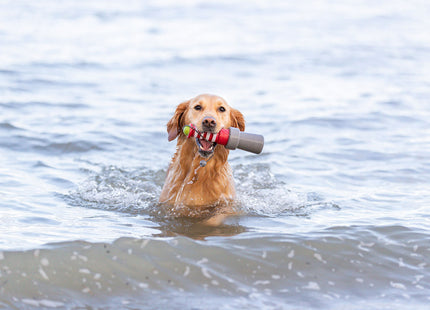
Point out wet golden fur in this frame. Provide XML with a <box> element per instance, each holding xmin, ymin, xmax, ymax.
<box><xmin>159</xmin><ymin>94</ymin><xmax>245</xmax><ymax>224</ymax></box>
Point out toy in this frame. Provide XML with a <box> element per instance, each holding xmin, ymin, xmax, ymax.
<box><xmin>182</xmin><ymin>124</ymin><xmax>264</xmax><ymax>154</ymax></box>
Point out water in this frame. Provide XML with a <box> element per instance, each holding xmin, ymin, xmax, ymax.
<box><xmin>1</xmin><ymin>0</ymin><xmax>430</xmax><ymax>308</ymax></box>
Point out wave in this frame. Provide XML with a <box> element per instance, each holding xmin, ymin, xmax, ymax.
<box><xmin>1</xmin><ymin>225</ymin><xmax>429</xmax><ymax>309</ymax></box>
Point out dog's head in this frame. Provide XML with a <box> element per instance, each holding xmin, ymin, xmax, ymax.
<box><xmin>167</xmin><ymin>94</ymin><xmax>245</xmax><ymax>158</ymax></box>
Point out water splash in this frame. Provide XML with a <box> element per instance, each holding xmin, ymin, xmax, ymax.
<box><xmin>233</xmin><ymin>163</ymin><xmax>339</xmax><ymax>216</ymax></box>
<box><xmin>68</xmin><ymin>165</ymin><xmax>164</xmax><ymax>214</ymax></box>
<box><xmin>67</xmin><ymin>162</ymin><xmax>338</xmax><ymax>218</ymax></box>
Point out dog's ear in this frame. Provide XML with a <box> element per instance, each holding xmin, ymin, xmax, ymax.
<box><xmin>167</xmin><ymin>100</ymin><xmax>189</xmax><ymax>141</ymax></box>
<box><xmin>230</xmin><ymin>108</ymin><xmax>245</xmax><ymax>132</ymax></box>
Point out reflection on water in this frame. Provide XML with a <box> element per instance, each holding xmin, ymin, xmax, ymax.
<box><xmin>153</xmin><ymin>216</ymin><xmax>247</xmax><ymax>239</ymax></box>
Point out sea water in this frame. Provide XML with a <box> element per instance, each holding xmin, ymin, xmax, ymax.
<box><xmin>1</xmin><ymin>0</ymin><xmax>429</xmax><ymax>309</ymax></box>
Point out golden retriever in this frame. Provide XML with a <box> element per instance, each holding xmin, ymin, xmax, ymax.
<box><xmin>159</xmin><ymin>94</ymin><xmax>245</xmax><ymax>225</ymax></box>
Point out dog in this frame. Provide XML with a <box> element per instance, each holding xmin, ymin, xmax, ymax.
<box><xmin>159</xmin><ymin>94</ymin><xmax>245</xmax><ymax>225</ymax></box>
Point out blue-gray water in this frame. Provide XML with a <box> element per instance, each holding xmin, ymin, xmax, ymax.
<box><xmin>1</xmin><ymin>0</ymin><xmax>430</xmax><ymax>309</ymax></box>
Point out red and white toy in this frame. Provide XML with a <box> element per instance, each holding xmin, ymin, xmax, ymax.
<box><xmin>182</xmin><ymin>124</ymin><xmax>264</xmax><ymax>155</ymax></box>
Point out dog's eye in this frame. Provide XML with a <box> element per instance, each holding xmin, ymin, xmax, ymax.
<box><xmin>219</xmin><ymin>106</ymin><xmax>226</xmax><ymax>112</ymax></box>
<box><xmin>194</xmin><ymin>105</ymin><xmax>202</xmax><ymax>111</ymax></box>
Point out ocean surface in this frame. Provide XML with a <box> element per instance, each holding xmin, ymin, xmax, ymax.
<box><xmin>1</xmin><ymin>0</ymin><xmax>430</xmax><ymax>309</ymax></box>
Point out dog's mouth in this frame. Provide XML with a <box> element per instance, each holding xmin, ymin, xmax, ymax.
<box><xmin>196</xmin><ymin>137</ymin><xmax>217</xmax><ymax>158</ymax></box>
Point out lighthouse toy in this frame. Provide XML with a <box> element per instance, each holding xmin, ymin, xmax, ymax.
<box><xmin>182</xmin><ymin>124</ymin><xmax>264</xmax><ymax>154</ymax></box>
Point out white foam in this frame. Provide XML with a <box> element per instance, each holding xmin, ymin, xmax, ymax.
<box><xmin>303</xmin><ymin>281</ymin><xmax>320</xmax><ymax>290</ymax></box>
<box><xmin>40</xmin><ymin>258</ymin><xmax>49</xmax><ymax>266</ymax></box>
<box><xmin>21</xmin><ymin>299</ymin><xmax>64</xmax><ymax>308</ymax></box>
<box><xmin>390</xmin><ymin>281</ymin><xmax>406</xmax><ymax>290</ymax></box>
<box><xmin>234</xmin><ymin>163</ymin><xmax>334</xmax><ymax>216</ymax></box>
<box><xmin>70</xmin><ymin>166</ymin><xmax>162</xmax><ymax>214</ymax></box>
<box><xmin>38</xmin><ymin>267</ymin><xmax>49</xmax><ymax>280</ymax></box>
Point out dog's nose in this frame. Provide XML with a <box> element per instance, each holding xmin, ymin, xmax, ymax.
<box><xmin>202</xmin><ymin>116</ymin><xmax>216</xmax><ymax>131</ymax></box>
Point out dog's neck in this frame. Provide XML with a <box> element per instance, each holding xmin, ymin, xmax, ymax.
<box><xmin>178</xmin><ymin>136</ymin><xmax>229</xmax><ymax>180</ymax></box>
<box><xmin>161</xmin><ymin>136</ymin><xmax>234</xmax><ymax>208</ymax></box>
